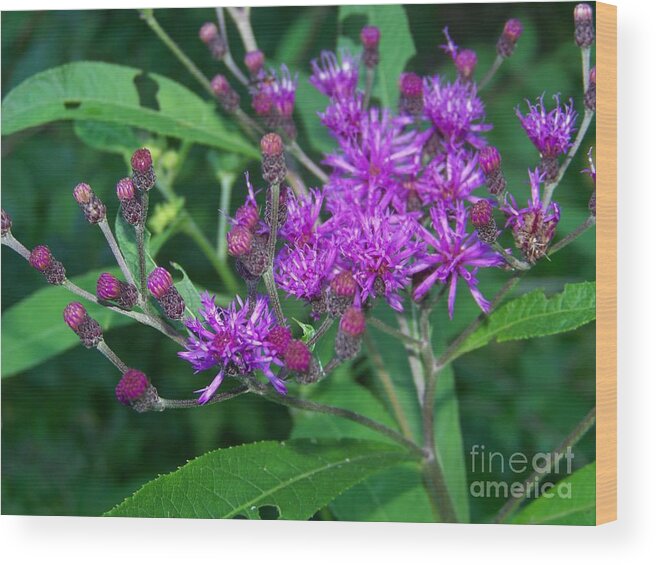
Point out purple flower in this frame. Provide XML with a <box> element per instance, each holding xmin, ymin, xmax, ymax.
<box><xmin>320</xmin><ymin>92</ymin><xmax>365</xmax><ymax>141</ymax></box>
<box><xmin>411</xmin><ymin>201</ymin><xmax>504</xmax><ymax>318</ymax></box>
<box><xmin>418</xmin><ymin>148</ymin><xmax>484</xmax><ymax>206</ymax></box>
<box><xmin>423</xmin><ymin>76</ymin><xmax>491</xmax><ymax>149</ymax></box>
<box><xmin>279</xmin><ymin>188</ymin><xmax>324</xmax><ymax>245</ymax></box>
<box><xmin>324</xmin><ymin>109</ymin><xmax>427</xmax><ymax>214</ymax></box>
<box><xmin>516</xmin><ymin>94</ymin><xmax>578</xmax><ymax>158</ymax></box>
<box><xmin>179</xmin><ymin>292</ymin><xmax>285</xmax><ymax>403</ymax></box>
<box><xmin>275</xmin><ymin>241</ymin><xmax>336</xmax><ymax>303</ymax></box>
<box><xmin>503</xmin><ymin>169</ymin><xmax>561</xmax><ymax>263</ymax></box>
<box><xmin>336</xmin><ymin>209</ymin><xmax>423</xmax><ymax>312</ymax></box>
<box><xmin>310</xmin><ymin>49</ymin><xmax>359</xmax><ymax>99</ymax></box>
<box><xmin>251</xmin><ymin>65</ymin><xmax>298</xmax><ymax>136</ymax></box>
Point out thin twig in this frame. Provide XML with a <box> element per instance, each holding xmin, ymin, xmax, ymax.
<box><xmin>97</xmin><ymin>340</ymin><xmax>129</xmax><ymax>373</ymax></box>
<box><xmin>493</xmin><ymin>407</ymin><xmax>596</xmax><ymax>523</ymax></box>
<box><xmin>215</xmin><ymin>7</ymin><xmax>249</xmax><ymax>87</ymax></box>
<box><xmin>262</xmin><ymin>182</ymin><xmax>285</xmax><ymax>323</ymax></box>
<box><xmin>368</xmin><ymin>316</ymin><xmax>424</xmax><ymax>349</ymax></box>
<box><xmin>159</xmin><ymin>385</ymin><xmax>249</xmax><ymax>409</ymax></box>
<box><xmin>548</xmin><ymin>215</ymin><xmax>596</xmax><ymax>256</ymax></box>
<box><xmin>493</xmin><ymin>242</ymin><xmax>532</xmax><ymax>271</ymax></box>
<box><xmin>1</xmin><ymin>234</ymin><xmax>30</xmax><ymax>260</ymax></box>
<box><xmin>581</xmin><ymin>46</ymin><xmax>591</xmax><ymax>93</ymax></box>
<box><xmin>364</xmin><ymin>333</ymin><xmax>415</xmax><ymax>441</ymax></box>
<box><xmin>363</xmin><ymin>67</ymin><xmax>375</xmax><ymax>109</ymax></box>
<box><xmin>479</xmin><ymin>55</ymin><xmax>504</xmax><ymax>91</ymax></box>
<box><xmin>287</xmin><ymin>141</ymin><xmax>329</xmax><ymax>184</ymax></box>
<box><xmin>307</xmin><ymin>317</ymin><xmax>334</xmax><ymax>347</ymax></box>
<box><xmin>98</xmin><ymin>219</ymin><xmax>137</xmax><ymax>289</ymax></box>
<box><xmin>226</xmin><ymin>7</ymin><xmax>258</xmax><ymax>52</ymax></box>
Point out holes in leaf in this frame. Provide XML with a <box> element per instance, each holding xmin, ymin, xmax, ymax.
<box><xmin>134</xmin><ymin>72</ymin><xmax>160</xmax><ymax>111</ymax></box>
<box><xmin>64</xmin><ymin>101</ymin><xmax>81</xmax><ymax>110</ymax></box>
<box><xmin>258</xmin><ymin>505</ymin><xmax>280</xmax><ymax>520</ymax></box>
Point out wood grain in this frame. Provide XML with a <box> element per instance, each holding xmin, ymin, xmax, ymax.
<box><xmin>596</xmin><ymin>1</ymin><xmax>617</xmax><ymax>526</ymax></box>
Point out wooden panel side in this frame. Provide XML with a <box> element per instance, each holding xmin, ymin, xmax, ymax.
<box><xmin>595</xmin><ymin>1</ymin><xmax>617</xmax><ymax>526</ymax></box>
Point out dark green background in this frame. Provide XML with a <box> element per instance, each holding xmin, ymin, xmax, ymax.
<box><xmin>1</xmin><ymin>3</ymin><xmax>595</xmax><ymax>520</ymax></box>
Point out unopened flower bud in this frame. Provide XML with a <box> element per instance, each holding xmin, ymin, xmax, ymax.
<box><xmin>97</xmin><ymin>272</ymin><xmax>138</xmax><ymax>309</ymax></box>
<box><xmin>147</xmin><ymin>267</ymin><xmax>173</xmax><ymax>299</ymax></box>
<box><xmin>211</xmin><ymin>74</ymin><xmax>240</xmax><ymax>112</ymax></box>
<box><xmin>116</xmin><ymin>177</ymin><xmax>136</xmax><ymax>201</ymax></box>
<box><xmin>497</xmin><ymin>18</ymin><xmax>523</xmax><ymax>58</ymax></box>
<box><xmin>199</xmin><ymin>22</ymin><xmax>226</xmax><ymax>59</ymax></box>
<box><xmin>148</xmin><ymin>267</ymin><xmax>184</xmax><ymax>320</ymax></box>
<box><xmin>327</xmin><ymin>270</ymin><xmax>357</xmax><ymax>316</ymax></box>
<box><xmin>574</xmin><ymin>3</ymin><xmax>595</xmax><ymax>48</ymax></box>
<box><xmin>115</xmin><ymin>369</ymin><xmax>162</xmax><ymax>412</ymax></box>
<box><xmin>284</xmin><ymin>339</ymin><xmax>311</xmax><ymax>373</ymax></box>
<box><xmin>235</xmin><ymin>203</ymin><xmax>260</xmax><ymax>231</ymax></box>
<box><xmin>237</xmin><ymin>233</ymin><xmax>269</xmax><ymax>279</ymax></box>
<box><xmin>585</xmin><ymin>66</ymin><xmax>596</xmax><ymax>112</ymax></box>
<box><xmin>455</xmin><ymin>49</ymin><xmax>477</xmax><ymax>81</ymax></box>
<box><xmin>131</xmin><ymin>148</ymin><xmax>155</xmax><ymax>191</ymax></box>
<box><xmin>268</xmin><ymin>325</ymin><xmax>292</xmax><ymax>355</ymax></box>
<box><xmin>73</xmin><ymin>182</ymin><xmax>106</xmax><ymax>224</ymax></box>
<box><xmin>261</xmin><ymin>133</ymin><xmax>286</xmax><ymax>185</ymax></box>
<box><xmin>399</xmin><ymin>72</ymin><xmax>424</xmax><ymax>117</ymax></box>
<box><xmin>63</xmin><ymin>301</ymin><xmax>103</xmax><ymax>348</ymax></box>
<box><xmin>1</xmin><ymin>208</ymin><xmax>12</xmax><ymax>236</ymax></box>
<box><xmin>360</xmin><ymin>25</ymin><xmax>381</xmax><ymax>68</ymax></box>
<box><xmin>479</xmin><ymin>146</ymin><xmax>507</xmax><ymax>195</ymax></box>
<box><xmin>471</xmin><ymin>200</ymin><xmax>498</xmax><ymax>244</ymax></box>
<box><xmin>335</xmin><ymin>307</ymin><xmax>366</xmax><ymax>360</ymax></box>
<box><xmin>227</xmin><ymin>225</ymin><xmax>254</xmax><ymax>257</ymax></box>
<box><xmin>244</xmin><ymin>50</ymin><xmax>265</xmax><ymax>77</ymax></box>
<box><xmin>30</xmin><ymin>245</ymin><xmax>66</xmax><ymax>284</ymax></box>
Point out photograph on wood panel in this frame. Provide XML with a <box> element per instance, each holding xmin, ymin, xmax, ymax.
<box><xmin>1</xmin><ymin>1</ymin><xmax>601</xmax><ymax>524</ymax></box>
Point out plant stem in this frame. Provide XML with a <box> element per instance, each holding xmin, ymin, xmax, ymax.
<box><xmin>493</xmin><ymin>242</ymin><xmax>532</xmax><ymax>271</ymax></box>
<box><xmin>97</xmin><ymin>340</ymin><xmax>129</xmax><ymax>373</ymax></box>
<box><xmin>548</xmin><ymin>215</ymin><xmax>596</xmax><ymax>256</ymax></box>
<box><xmin>262</xmin><ymin>182</ymin><xmax>285</xmax><ymax>322</ymax></box>
<box><xmin>140</xmin><ymin>9</ymin><xmax>215</xmax><ymax>98</ymax></box>
<box><xmin>215</xmin><ymin>8</ymin><xmax>250</xmax><ymax>87</ymax></box>
<box><xmin>493</xmin><ymin>407</ymin><xmax>596</xmax><ymax>523</ymax></box>
<box><xmin>581</xmin><ymin>46</ymin><xmax>591</xmax><ymax>93</ymax></box>
<box><xmin>159</xmin><ymin>385</ymin><xmax>249</xmax><ymax>409</ymax></box>
<box><xmin>263</xmin><ymin>270</ymin><xmax>285</xmax><ymax>323</ymax></box>
<box><xmin>1</xmin><ymin>234</ymin><xmax>30</xmax><ymax>260</ymax></box>
<box><xmin>364</xmin><ymin>333</ymin><xmax>415</xmax><ymax>441</ymax></box>
<box><xmin>260</xmin><ymin>390</ymin><xmax>426</xmax><ymax>459</ymax></box>
<box><xmin>363</xmin><ymin>67</ymin><xmax>375</xmax><ymax>109</ymax></box>
<box><xmin>226</xmin><ymin>7</ymin><xmax>258</xmax><ymax>52</ymax></box>
<box><xmin>479</xmin><ymin>55</ymin><xmax>504</xmax><ymax>91</ymax></box>
<box><xmin>307</xmin><ymin>317</ymin><xmax>334</xmax><ymax>347</ymax></box>
<box><xmin>287</xmin><ymin>141</ymin><xmax>328</xmax><ymax>184</ymax></box>
<box><xmin>368</xmin><ymin>316</ymin><xmax>424</xmax><ymax>349</ymax></box>
<box><xmin>542</xmin><ymin>109</ymin><xmax>595</xmax><ymax>210</ymax></box>
<box><xmin>98</xmin><ymin>219</ymin><xmax>137</xmax><ymax>289</ymax></box>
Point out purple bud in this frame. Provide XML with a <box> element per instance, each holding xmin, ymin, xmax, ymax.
<box><xmin>235</xmin><ymin>203</ymin><xmax>260</xmax><ymax>231</ymax></box>
<box><xmin>211</xmin><ymin>74</ymin><xmax>240</xmax><ymax>112</ymax></box>
<box><xmin>268</xmin><ymin>325</ymin><xmax>292</xmax><ymax>355</ymax></box>
<box><xmin>73</xmin><ymin>183</ymin><xmax>92</xmax><ymax>204</ymax></box>
<box><xmin>227</xmin><ymin>225</ymin><xmax>254</xmax><ymax>257</ymax></box>
<box><xmin>340</xmin><ymin>307</ymin><xmax>366</xmax><ymax>338</ymax></box>
<box><xmin>29</xmin><ymin>245</ymin><xmax>53</xmax><ymax>272</ymax></box>
<box><xmin>260</xmin><ymin>132</ymin><xmax>284</xmax><ymax>157</ymax></box>
<box><xmin>147</xmin><ymin>267</ymin><xmax>173</xmax><ymax>299</ymax></box>
<box><xmin>63</xmin><ymin>302</ymin><xmax>87</xmax><ymax>332</ymax></box>
<box><xmin>244</xmin><ymin>50</ymin><xmax>265</xmax><ymax>76</ymax></box>
<box><xmin>131</xmin><ymin>148</ymin><xmax>152</xmax><ymax>174</ymax></box>
<box><xmin>360</xmin><ymin>26</ymin><xmax>381</xmax><ymax>48</ymax></box>
<box><xmin>1</xmin><ymin>209</ymin><xmax>12</xmax><ymax>236</ymax></box>
<box><xmin>211</xmin><ymin>74</ymin><xmax>230</xmax><ymax>96</ymax></box>
<box><xmin>574</xmin><ymin>4</ymin><xmax>595</xmax><ymax>47</ymax></box>
<box><xmin>252</xmin><ymin>92</ymin><xmax>273</xmax><ymax>116</ymax></box>
<box><xmin>284</xmin><ymin>339</ymin><xmax>311</xmax><ymax>373</ymax></box>
<box><xmin>116</xmin><ymin>177</ymin><xmax>136</xmax><ymax>202</ymax></box>
<box><xmin>97</xmin><ymin>272</ymin><xmax>122</xmax><ymax>300</ymax></box>
<box><xmin>479</xmin><ymin>146</ymin><xmax>502</xmax><ymax>175</ymax></box>
<box><xmin>399</xmin><ymin>72</ymin><xmax>423</xmax><ymax>97</ymax></box>
<box><xmin>115</xmin><ymin>369</ymin><xmax>150</xmax><ymax>405</ymax></box>
<box><xmin>199</xmin><ymin>22</ymin><xmax>218</xmax><ymax>44</ymax></box>
<box><xmin>455</xmin><ymin>49</ymin><xmax>477</xmax><ymax>80</ymax></box>
<box><xmin>261</xmin><ymin>133</ymin><xmax>286</xmax><ymax>185</ymax></box>
<box><xmin>497</xmin><ymin>19</ymin><xmax>523</xmax><ymax>58</ymax></box>
<box><xmin>330</xmin><ymin>270</ymin><xmax>357</xmax><ymax>298</ymax></box>
<box><xmin>471</xmin><ymin>200</ymin><xmax>493</xmax><ymax>227</ymax></box>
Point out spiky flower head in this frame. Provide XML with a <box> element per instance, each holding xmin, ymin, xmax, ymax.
<box><xmin>179</xmin><ymin>292</ymin><xmax>284</xmax><ymax>402</ymax></box>
<box><xmin>275</xmin><ymin>242</ymin><xmax>336</xmax><ymax>303</ymax></box>
<box><xmin>418</xmin><ymin>148</ymin><xmax>484</xmax><ymax>206</ymax></box>
<box><xmin>310</xmin><ymin>49</ymin><xmax>359</xmax><ymax>99</ymax></box>
<box><xmin>516</xmin><ymin>95</ymin><xmax>578</xmax><ymax>158</ymax></box>
<box><xmin>503</xmin><ymin>169</ymin><xmax>561</xmax><ymax>263</ymax></box>
<box><xmin>411</xmin><ymin>202</ymin><xmax>504</xmax><ymax>317</ymax></box>
<box><xmin>279</xmin><ymin>188</ymin><xmax>323</xmax><ymax>245</ymax></box>
<box><xmin>423</xmin><ymin>77</ymin><xmax>491</xmax><ymax>149</ymax></box>
<box><xmin>320</xmin><ymin>92</ymin><xmax>365</xmax><ymax>140</ymax></box>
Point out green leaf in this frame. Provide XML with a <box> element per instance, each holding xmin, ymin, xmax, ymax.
<box><xmin>1</xmin><ymin>268</ymin><xmax>134</xmax><ymax>378</ymax></box>
<box><xmin>293</xmin><ymin>317</ymin><xmax>317</xmax><ymax>348</ymax></box>
<box><xmin>2</xmin><ymin>62</ymin><xmax>258</xmax><ymax>158</ymax></box>
<box><xmin>456</xmin><ymin>282</ymin><xmax>596</xmax><ymax>358</ymax></box>
<box><xmin>339</xmin><ymin>5</ymin><xmax>415</xmax><ymax>109</ymax></box>
<box><xmin>511</xmin><ymin>463</ymin><xmax>596</xmax><ymax>525</ymax></box>
<box><xmin>105</xmin><ymin>438</ymin><xmax>411</xmax><ymax>519</ymax></box>
<box><xmin>294</xmin><ymin>71</ymin><xmax>335</xmax><ymax>155</ymax></box>
<box><xmin>74</xmin><ymin>120</ymin><xmax>141</xmax><ymax>158</ymax></box>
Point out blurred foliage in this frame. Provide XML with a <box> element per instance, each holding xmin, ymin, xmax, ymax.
<box><xmin>2</xmin><ymin>3</ymin><xmax>595</xmax><ymax>520</ymax></box>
